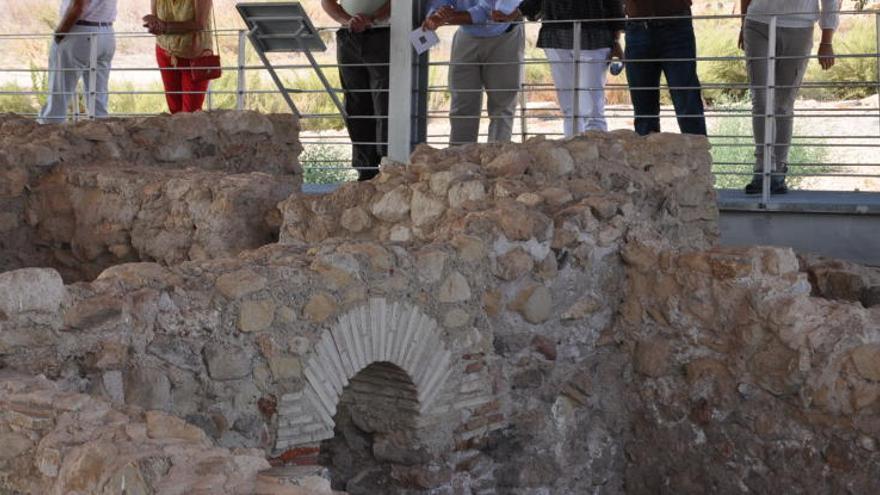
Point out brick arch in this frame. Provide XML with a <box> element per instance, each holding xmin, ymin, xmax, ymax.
<box><xmin>275</xmin><ymin>298</ymin><xmax>453</xmax><ymax>451</ymax></box>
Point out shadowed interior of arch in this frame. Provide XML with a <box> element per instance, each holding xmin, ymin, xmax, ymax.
<box><xmin>319</xmin><ymin>361</ymin><xmax>433</xmax><ymax>493</ymax></box>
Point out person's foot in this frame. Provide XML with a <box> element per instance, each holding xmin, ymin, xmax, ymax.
<box><xmin>357</xmin><ymin>169</ymin><xmax>379</xmax><ymax>182</ymax></box>
<box><xmin>771</xmin><ymin>166</ymin><xmax>788</xmax><ymax>195</ymax></box>
<box><xmin>770</xmin><ymin>179</ymin><xmax>788</xmax><ymax>195</ymax></box>
<box><xmin>744</xmin><ymin>176</ymin><xmax>762</xmax><ymax>195</ymax></box>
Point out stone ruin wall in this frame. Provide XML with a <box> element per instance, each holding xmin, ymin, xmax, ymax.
<box><xmin>0</xmin><ymin>111</ymin><xmax>301</xmax><ymax>282</ymax></box>
<box><xmin>0</xmin><ymin>112</ymin><xmax>879</xmax><ymax>494</ymax></box>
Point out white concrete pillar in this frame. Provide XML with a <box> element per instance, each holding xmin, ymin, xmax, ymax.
<box><xmin>387</xmin><ymin>0</ymin><xmax>414</xmax><ymax>163</ymax></box>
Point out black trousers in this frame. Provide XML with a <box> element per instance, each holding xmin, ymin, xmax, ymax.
<box><xmin>336</xmin><ymin>28</ymin><xmax>390</xmax><ymax>181</ymax></box>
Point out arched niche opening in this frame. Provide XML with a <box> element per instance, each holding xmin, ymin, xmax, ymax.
<box><xmin>319</xmin><ymin>361</ymin><xmax>435</xmax><ymax>493</ymax></box>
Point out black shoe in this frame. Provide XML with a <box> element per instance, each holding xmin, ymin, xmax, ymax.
<box><xmin>357</xmin><ymin>169</ymin><xmax>379</xmax><ymax>181</ymax></box>
<box><xmin>744</xmin><ymin>177</ymin><xmax>762</xmax><ymax>195</ymax></box>
<box><xmin>770</xmin><ymin>180</ymin><xmax>788</xmax><ymax>195</ymax></box>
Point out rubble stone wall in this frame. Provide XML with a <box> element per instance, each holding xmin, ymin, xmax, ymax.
<box><xmin>0</xmin><ymin>112</ymin><xmax>301</xmax><ymax>281</ymax></box>
<box><xmin>1</xmin><ymin>120</ymin><xmax>879</xmax><ymax>494</ymax></box>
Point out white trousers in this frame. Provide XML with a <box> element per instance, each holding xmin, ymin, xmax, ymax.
<box><xmin>544</xmin><ymin>47</ymin><xmax>610</xmax><ymax>137</ymax></box>
<box><xmin>38</xmin><ymin>24</ymin><xmax>116</xmax><ymax>123</ymax></box>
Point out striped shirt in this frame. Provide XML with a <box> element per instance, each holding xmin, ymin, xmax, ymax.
<box><xmin>746</xmin><ymin>0</ymin><xmax>841</xmax><ymax>30</ymax></box>
<box><xmin>60</xmin><ymin>0</ymin><xmax>117</xmax><ymax>23</ymax></box>
<box><xmin>518</xmin><ymin>0</ymin><xmax>625</xmax><ymax>51</ymax></box>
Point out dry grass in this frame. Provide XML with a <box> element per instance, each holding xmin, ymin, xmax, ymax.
<box><xmin>0</xmin><ymin>0</ymin><xmax>334</xmax><ymax>34</ymax></box>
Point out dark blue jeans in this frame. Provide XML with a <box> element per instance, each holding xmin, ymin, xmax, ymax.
<box><xmin>625</xmin><ymin>18</ymin><xmax>706</xmax><ymax>136</ymax></box>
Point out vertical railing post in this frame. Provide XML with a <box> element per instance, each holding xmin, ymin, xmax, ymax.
<box><xmin>87</xmin><ymin>33</ymin><xmax>98</xmax><ymax>119</ymax></box>
<box><xmin>237</xmin><ymin>29</ymin><xmax>247</xmax><ymax>110</ymax></box>
<box><xmin>761</xmin><ymin>16</ymin><xmax>777</xmax><ymax>207</ymax></box>
<box><xmin>72</xmin><ymin>85</ymin><xmax>80</xmax><ymax>122</ymax></box>
<box><xmin>519</xmin><ymin>55</ymin><xmax>527</xmax><ymax>142</ymax></box>
<box><xmin>875</xmin><ymin>12</ymin><xmax>879</xmax><ymax>137</ymax></box>
<box><xmin>388</xmin><ymin>0</ymin><xmax>414</xmax><ymax>162</ymax></box>
<box><xmin>572</xmin><ymin>21</ymin><xmax>582</xmax><ymax>138</ymax></box>
<box><xmin>207</xmin><ymin>76</ymin><xmax>213</xmax><ymax>110</ymax></box>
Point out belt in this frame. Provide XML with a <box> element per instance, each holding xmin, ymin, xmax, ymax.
<box><xmin>75</xmin><ymin>20</ymin><xmax>113</xmax><ymax>27</ymax></box>
<box><xmin>628</xmin><ymin>10</ymin><xmax>691</xmax><ymax>27</ymax></box>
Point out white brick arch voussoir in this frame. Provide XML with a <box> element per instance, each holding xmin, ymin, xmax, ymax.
<box><xmin>275</xmin><ymin>297</ymin><xmax>453</xmax><ymax>451</ymax></box>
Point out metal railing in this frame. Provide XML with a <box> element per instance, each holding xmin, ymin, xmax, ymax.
<box><xmin>0</xmin><ymin>8</ymin><xmax>878</xmax><ymax>208</ymax></box>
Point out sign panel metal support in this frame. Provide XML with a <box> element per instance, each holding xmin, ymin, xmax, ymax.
<box><xmin>237</xmin><ymin>3</ymin><xmax>345</xmax><ymax>119</ymax></box>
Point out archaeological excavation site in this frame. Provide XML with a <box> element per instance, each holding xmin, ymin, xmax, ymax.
<box><xmin>1</xmin><ymin>111</ymin><xmax>879</xmax><ymax>494</ymax></box>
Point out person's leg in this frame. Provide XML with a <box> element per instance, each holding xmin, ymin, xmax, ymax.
<box><xmin>743</xmin><ymin>19</ymin><xmax>770</xmax><ymax>191</ymax></box>
<box><xmin>180</xmin><ymin>62</ymin><xmax>208</xmax><ymax>112</ymax></box>
<box><xmin>38</xmin><ymin>32</ymin><xmax>84</xmax><ymax>122</ymax></box>
<box><xmin>448</xmin><ymin>29</ymin><xmax>484</xmax><ymax>145</ymax></box>
<box><xmin>337</xmin><ymin>30</ymin><xmax>378</xmax><ymax>180</ymax></box>
<box><xmin>577</xmin><ymin>47</ymin><xmax>611</xmax><ymax>132</ymax></box>
<box><xmin>78</xmin><ymin>26</ymin><xmax>115</xmax><ymax>117</ymax></box>
<box><xmin>364</xmin><ymin>28</ymin><xmax>391</xmax><ymax>179</ymax></box>
<box><xmin>625</xmin><ymin>23</ymin><xmax>662</xmax><ymax>135</ymax></box>
<box><xmin>771</xmin><ymin>26</ymin><xmax>813</xmax><ymax>188</ymax></box>
<box><xmin>545</xmin><ymin>48</ymin><xmax>576</xmax><ymax>138</ymax></box>
<box><xmin>93</xmin><ymin>27</ymin><xmax>116</xmax><ymax>117</ymax></box>
<box><xmin>156</xmin><ymin>45</ymin><xmax>182</xmax><ymax>113</ymax></box>
<box><xmin>482</xmin><ymin>25</ymin><xmax>523</xmax><ymax>142</ymax></box>
<box><xmin>658</xmin><ymin>18</ymin><xmax>706</xmax><ymax>135</ymax></box>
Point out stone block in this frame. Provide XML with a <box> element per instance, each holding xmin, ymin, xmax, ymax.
<box><xmin>124</xmin><ymin>367</ymin><xmax>171</xmax><ymax>410</ymax></box>
<box><xmin>216</xmin><ymin>269</ymin><xmax>267</xmax><ymax>299</ymax></box>
<box><xmin>64</xmin><ymin>295</ymin><xmax>124</xmax><ymax>330</ymax></box>
<box><xmin>510</xmin><ymin>284</ymin><xmax>553</xmax><ymax>324</ymax></box>
<box><xmin>303</xmin><ymin>292</ymin><xmax>337</xmax><ymax>323</ymax></box>
<box><xmin>239</xmin><ymin>299</ymin><xmax>276</xmax><ymax>333</ymax></box>
<box><xmin>634</xmin><ymin>339</ymin><xmax>671</xmax><ymax>378</ymax></box>
<box><xmin>204</xmin><ymin>343</ymin><xmax>253</xmax><ymax>381</ymax></box>
<box><xmin>411</xmin><ymin>189</ymin><xmax>446</xmax><ymax>226</ymax></box>
<box><xmin>852</xmin><ymin>345</ymin><xmax>880</xmax><ymax>382</ymax></box>
<box><xmin>341</xmin><ymin>206</ymin><xmax>372</xmax><ymax>233</ymax></box>
<box><xmin>439</xmin><ymin>272</ymin><xmax>471</xmax><ymax>303</ymax></box>
<box><xmin>0</xmin><ymin>268</ymin><xmax>65</xmax><ymax>316</ymax></box>
<box><xmin>145</xmin><ymin>411</ymin><xmax>207</xmax><ymax>442</ymax></box>
<box><xmin>372</xmin><ymin>185</ymin><xmax>411</xmax><ymax>222</ymax></box>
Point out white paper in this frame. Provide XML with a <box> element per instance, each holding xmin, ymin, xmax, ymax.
<box><xmin>410</xmin><ymin>27</ymin><xmax>440</xmax><ymax>55</ymax></box>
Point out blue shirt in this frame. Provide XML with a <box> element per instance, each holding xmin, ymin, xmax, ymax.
<box><xmin>427</xmin><ymin>0</ymin><xmax>523</xmax><ymax>38</ymax></box>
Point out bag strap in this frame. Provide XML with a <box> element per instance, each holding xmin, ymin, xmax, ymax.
<box><xmin>194</xmin><ymin>3</ymin><xmax>220</xmax><ymax>56</ymax></box>
<box><xmin>211</xmin><ymin>6</ymin><xmax>220</xmax><ymax>55</ymax></box>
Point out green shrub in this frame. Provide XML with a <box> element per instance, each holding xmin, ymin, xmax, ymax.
<box><xmin>803</xmin><ymin>17</ymin><xmax>877</xmax><ymax>100</ymax></box>
<box><xmin>0</xmin><ymin>82</ymin><xmax>38</xmax><ymax>114</ymax></box>
<box><xmin>697</xmin><ymin>22</ymin><xmax>749</xmax><ymax>105</ymax></box>
<box><xmin>29</xmin><ymin>60</ymin><xmax>49</xmax><ymax>109</ymax></box>
<box><xmin>108</xmin><ymin>80</ymin><xmax>167</xmax><ymax>115</ymax></box>
<box><xmin>300</xmin><ymin>144</ymin><xmax>357</xmax><ymax>184</ymax></box>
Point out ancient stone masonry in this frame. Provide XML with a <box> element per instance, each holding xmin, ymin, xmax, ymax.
<box><xmin>1</xmin><ymin>114</ymin><xmax>879</xmax><ymax>494</ymax></box>
<box><xmin>618</xmin><ymin>245</ymin><xmax>880</xmax><ymax>493</ymax></box>
<box><xmin>0</xmin><ymin>112</ymin><xmax>301</xmax><ymax>281</ymax></box>
<box><xmin>0</xmin><ymin>372</ymin><xmax>280</xmax><ymax>494</ymax></box>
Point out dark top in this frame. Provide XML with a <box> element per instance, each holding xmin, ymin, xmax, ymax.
<box><xmin>518</xmin><ymin>0</ymin><xmax>625</xmax><ymax>51</ymax></box>
<box><xmin>624</xmin><ymin>0</ymin><xmax>692</xmax><ymax>18</ymax></box>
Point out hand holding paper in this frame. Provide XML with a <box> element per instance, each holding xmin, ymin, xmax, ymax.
<box><xmin>410</xmin><ymin>27</ymin><xmax>440</xmax><ymax>55</ymax></box>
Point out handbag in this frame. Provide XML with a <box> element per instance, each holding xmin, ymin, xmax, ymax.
<box><xmin>190</xmin><ymin>9</ymin><xmax>221</xmax><ymax>82</ymax></box>
<box><xmin>190</xmin><ymin>51</ymin><xmax>221</xmax><ymax>82</ymax></box>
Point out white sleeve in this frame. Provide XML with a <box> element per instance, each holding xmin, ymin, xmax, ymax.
<box><xmin>819</xmin><ymin>0</ymin><xmax>841</xmax><ymax>30</ymax></box>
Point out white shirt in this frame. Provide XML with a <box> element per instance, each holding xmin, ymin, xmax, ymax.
<box><xmin>746</xmin><ymin>0</ymin><xmax>840</xmax><ymax>30</ymax></box>
<box><xmin>340</xmin><ymin>0</ymin><xmax>389</xmax><ymax>26</ymax></box>
<box><xmin>60</xmin><ymin>0</ymin><xmax>118</xmax><ymax>24</ymax></box>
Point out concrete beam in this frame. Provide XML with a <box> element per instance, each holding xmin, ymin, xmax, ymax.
<box><xmin>387</xmin><ymin>0</ymin><xmax>414</xmax><ymax>163</ymax></box>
